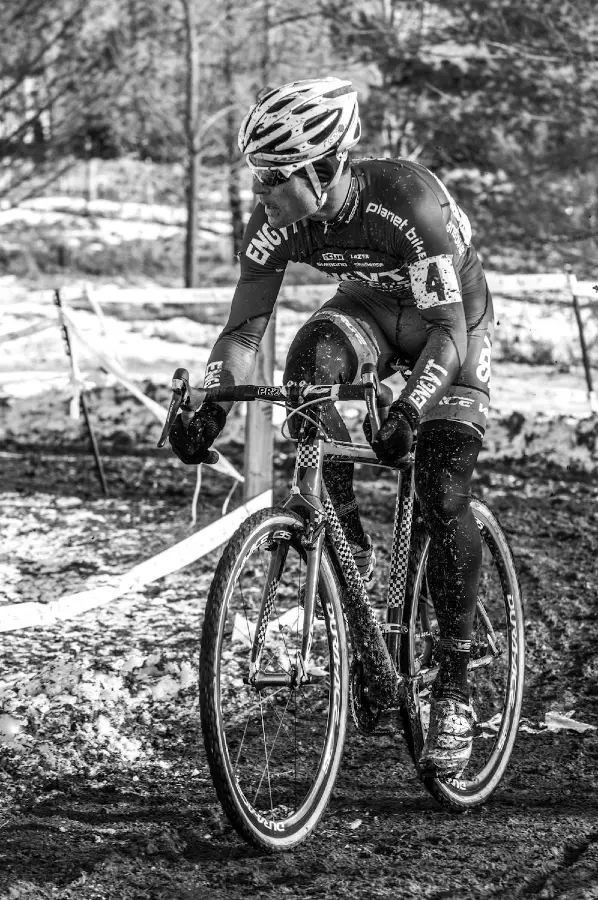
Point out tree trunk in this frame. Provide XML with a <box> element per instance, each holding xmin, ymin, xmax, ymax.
<box><xmin>223</xmin><ymin>0</ymin><xmax>244</xmax><ymax>259</ymax></box>
<box><xmin>181</xmin><ymin>0</ymin><xmax>200</xmax><ymax>288</ymax></box>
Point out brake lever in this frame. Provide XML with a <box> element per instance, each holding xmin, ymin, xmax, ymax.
<box><xmin>157</xmin><ymin>367</ymin><xmax>192</xmax><ymax>448</ymax></box>
<box><xmin>361</xmin><ymin>363</ymin><xmax>381</xmax><ymax>441</ymax></box>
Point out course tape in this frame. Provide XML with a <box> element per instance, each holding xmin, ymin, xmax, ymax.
<box><xmin>60</xmin><ymin>306</ymin><xmax>243</xmax><ymax>484</ymax></box>
<box><xmin>0</xmin><ymin>490</ymin><xmax>272</xmax><ymax>634</ymax></box>
<box><xmin>0</xmin><ymin>320</ymin><xmax>55</xmax><ymax>344</ymax></box>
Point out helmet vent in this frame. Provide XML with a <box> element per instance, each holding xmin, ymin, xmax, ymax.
<box><xmin>265</xmin><ymin>98</ymin><xmax>291</xmax><ymax>114</ymax></box>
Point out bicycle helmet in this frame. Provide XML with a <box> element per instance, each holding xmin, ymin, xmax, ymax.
<box><xmin>238</xmin><ymin>77</ymin><xmax>361</xmax><ymax>194</ymax></box>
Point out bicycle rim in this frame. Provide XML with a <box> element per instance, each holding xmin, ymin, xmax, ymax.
<box><xmin>402</xmin><ymin>498</ymin><xmax>525</xmax><ymax>809</ymax></box>
<box><xmin>200</xmin><ymin>508</ymin><xmax>349</xmax><ymax>850</ymax></box>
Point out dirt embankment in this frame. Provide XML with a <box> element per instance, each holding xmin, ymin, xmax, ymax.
<box><xmin>2</xmin><ymin>283</ymin><xmax>598</xmax><ymax>898</ymax></box>
<box><xmin>1</xmin><ymin>446</ymin><xmax>598</xmax><ymax>900</ymax></box>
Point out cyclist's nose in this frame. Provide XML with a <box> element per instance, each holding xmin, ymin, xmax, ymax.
<box><xmin>252</xmin><ymin>176</ymin><xmax>269</xmax><ymax>197</ymax></box>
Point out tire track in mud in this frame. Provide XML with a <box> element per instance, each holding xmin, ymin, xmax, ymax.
<box><xmin>514</xmin><ymin>830</ymin><xmax>598</xmax><ymax>898</ymax></box>
<box><xmin>2</xmin><ymin>453</ymin><xmax>598</xmax><ymax>898</ymax></box>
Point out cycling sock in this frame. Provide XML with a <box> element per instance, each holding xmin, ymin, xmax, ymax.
<box><xmin>434</xmin><ymin>639</ymin><xmax>472</xmax><ymax>702</ymax></box>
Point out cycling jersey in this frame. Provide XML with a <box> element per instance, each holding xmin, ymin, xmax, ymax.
<box><xmin>204</xmin><ymin>157</ymin><xmax>493</xmax><ymax>422</ymax></box>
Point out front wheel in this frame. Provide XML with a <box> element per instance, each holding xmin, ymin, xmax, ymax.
<box><xmin>199</xmin><ymin>507</ymin><xmax>350</xmax><ymax>851</ymax></box>
<box><xmin>401</xmin><ymin>498</ymin><xmax>525</xmax><ymax>810</ymax></box>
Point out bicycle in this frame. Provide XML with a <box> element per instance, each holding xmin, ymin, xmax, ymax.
<box><xmin>158</xmin><ymin>364</ymin><xmax>525</xmax><ymax>852</ymax></box>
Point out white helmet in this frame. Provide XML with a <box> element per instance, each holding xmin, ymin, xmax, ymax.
<box><xmin>238</xmin><ymin>77</ymin><xmax>361</xmax><ymax>173</ymax></box>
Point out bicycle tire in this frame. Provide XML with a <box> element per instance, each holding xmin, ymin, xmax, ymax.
<box><xmin>400</xmin><ymin>497</ymin><xmax>525</xmax><ymax>810</ymax></box>
<box><xmin>199</xmin><ymin>507</ymin><xmax>350</xmax><ymax>851</ymax></box>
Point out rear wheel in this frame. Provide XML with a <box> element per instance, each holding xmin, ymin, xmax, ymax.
<box><xmin>200</xmin><ymin>508</ymin><xmax>349</xmax><ymax>850</ymax></box>
<box><xmin>401</xmin><ymin>498</ymin><xmax>525</xmax><ymax>809</ymax></box>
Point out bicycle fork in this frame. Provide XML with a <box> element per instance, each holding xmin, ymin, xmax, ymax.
<box><xmin>287</xmin><ymin>439</ymin><xmax>405</xmax><ymax>708</ymax></box>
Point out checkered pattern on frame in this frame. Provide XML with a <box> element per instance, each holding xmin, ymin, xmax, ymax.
<box><xmin>255</xmin><ymin>572</ymin><xmax>281</xmax><ymax>653</ymax></box>
<box><xmin>386</xmin><ymin>493</ymin><xmax>414</xmax><ymax>610</ymax></box>
<box><xmin>296</xmin><ymin>445</ymin><xmax>321</xmax><ymax>468</ymax></box>
<box><xmin>322</xmin><ymin>494</ymin><xmax>379</xmax><ymax>630</ymax></box>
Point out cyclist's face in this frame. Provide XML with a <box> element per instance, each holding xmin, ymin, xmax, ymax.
<box><xmin>252</xmin><ymin>171</ymin><xmax>320</xmax><ymax>228</ymax></box>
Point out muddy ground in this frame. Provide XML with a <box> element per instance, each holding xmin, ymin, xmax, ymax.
<box><xmin>2</xmin><ymin>383</ymin><xmax>598</xmax><ymax>899</ymax></box>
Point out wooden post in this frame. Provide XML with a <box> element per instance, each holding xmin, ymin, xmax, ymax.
<box><xmin>567</xmin><ymin>268</ymin><xmax>598</xmax><ymax>415</ymax></box>
<box><xmin>85</xmin><ymin>138</ymin><xmax>96</xmax><ymax>203</ymax></box>
<box><xmin>243</xmin><ymin>311</ymin><xmax>276</xmax><ymax>502</ymax></box>
<box><xmin>53</xmin><ymin>289</ymin><xmax>109</xmax><ymax>495</ymax></box>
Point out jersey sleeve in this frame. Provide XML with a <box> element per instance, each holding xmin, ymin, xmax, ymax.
<box><xmin>202</xmin><ymin>205</ymin><xmax>289</xmax><ymax>408</ymax></box>
<box><xmin>389</xmin><ymin>176</ymin><xmax>468</xmax><ymax>418</ymax></box>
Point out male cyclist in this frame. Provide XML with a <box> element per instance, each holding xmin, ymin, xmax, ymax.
<box><xmin>169</xmin><ymin>77</ymin><xmax>494</xmax><ymax>779</ymax></box>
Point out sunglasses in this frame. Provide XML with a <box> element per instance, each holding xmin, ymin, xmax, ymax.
<box><xmin>246</xmin><ymin>157</ymin><xmax>295</xmax><ymax>187</ymax></box>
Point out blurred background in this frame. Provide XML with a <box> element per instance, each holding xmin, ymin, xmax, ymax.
<box><xmin>0</xmin><ymin>0</ymin><xmax>596</xmax><ymax>290</ymax></box>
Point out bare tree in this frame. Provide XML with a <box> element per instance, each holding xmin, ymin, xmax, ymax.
<box><xmin>180</xmin><ymin>0</ymin><xmax>201</xmax><ymax>286</ymax></box>
<box><xmin>223</xmin><ymin>0</ymin><xmax>244</xmax><ymax>259</ymax></box>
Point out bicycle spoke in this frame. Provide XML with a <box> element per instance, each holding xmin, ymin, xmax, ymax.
<box><xmin>403</xmin><ymin>500</ymin><xmax>525</xmax><ymax>808</ymax></box>
<box><xmin>200</xmin><ymin>509</ymin><xmax>349</xmax><ymax>849</ymax></box>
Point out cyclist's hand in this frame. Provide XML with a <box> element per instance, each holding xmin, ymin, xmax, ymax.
<box><xmin>371</xmin><ymin>399</ymin><xmax>418</xmax><ymax>465</ymax></box>
<box><xmin>168</xmin><ymin>403</ymin><xmax>226</xmax><ymax>465</ymax></box>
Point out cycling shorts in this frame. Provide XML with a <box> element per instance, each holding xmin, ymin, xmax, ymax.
<box><xmin>302</xmin><ymin>291</ymin><xmax>493</xmax><ymax>438</ymax></box>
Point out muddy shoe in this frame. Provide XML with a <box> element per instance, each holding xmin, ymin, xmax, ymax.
<box><xmin>350</xmin><ymin>534</ymin><xmax>376</xmax><ymax>584</ymax></box>
<box><xmin>418</xmin><ymin>697</ymin><xmax>474</xmax><ymax>779</ymax></box>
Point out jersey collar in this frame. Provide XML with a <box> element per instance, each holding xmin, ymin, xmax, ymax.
<box><xmin>322</xmin><ymin>172</ymin><xmax>359</xmax><ymax>233</ymax></box>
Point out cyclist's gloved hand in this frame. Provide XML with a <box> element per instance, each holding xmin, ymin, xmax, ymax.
<box><xmin>371</xmin><ymin>398</ymin><xmax>419</xmax><ymax>466</ymax></box>
<box><xmin>169</xmin><ymin>402</ymin><xmax>227</xmax><ymax>465</ymax></box>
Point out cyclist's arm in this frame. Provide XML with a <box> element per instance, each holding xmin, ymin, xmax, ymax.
<box><xmin>202</xmin><ymin>205</ymin><xmax>288</xmax><ymax>414</ymax></box>
<box><xmin>393</xmin><ymin>185</ymin><xmax>469</xmax><ymax>419</ymax></box>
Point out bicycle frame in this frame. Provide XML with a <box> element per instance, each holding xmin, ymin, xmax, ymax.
<box><xmin>159</xmin><ymin>366</ymin><xmax>419</xmax><ymax>708</ymax></box>
<box><xmin>278</xmin><ymin>427</ymin><xmax>417</xmax><ymax>709</ymax></box>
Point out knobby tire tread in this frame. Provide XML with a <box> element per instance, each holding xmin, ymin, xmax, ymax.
<box><xmin>401</xmin><ymin>497</ymin><xmax>525</xmax><ymax>811</ymax></box>
<box><xmin>199</xmin><ymin>507</ymin><xmax>349</xmax><ymax>851</ymax></box>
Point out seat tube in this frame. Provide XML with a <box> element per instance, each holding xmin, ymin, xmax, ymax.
<box><xmin>385</xmin><ymin>465</ymin><xmax>416</xmax><ymax>662</ymax></box>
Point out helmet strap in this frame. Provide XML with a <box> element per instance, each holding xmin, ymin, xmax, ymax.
<box><xmin>325</xmin><ymin>151</ymin><xmax>348</xmax><ymax>192</ymax></box>
<box><xmin>304</xmin><ymin>151</ymin><xmax>347</xmax><ymax>209</ymax></box>
<box><xmin>304</xmin><ymin>162</ymin><xmax>324</xmax><ymax>201</ymax></box>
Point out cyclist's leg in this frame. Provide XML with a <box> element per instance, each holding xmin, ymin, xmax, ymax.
<box><xmin>415</xmin><ymin>312</ymin><xmax>493</xmax><ymax>704</ymax></box>
<box><xmin>414</xmin><ymin>419</ymin><xmax>484</xmax><ymax>702</ymax></box>
<box><xmin>283</xmin><ymin>296</ymin><xmax>392</xmax><ymax>551</ymax></box>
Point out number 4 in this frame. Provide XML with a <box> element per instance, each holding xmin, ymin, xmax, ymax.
<box><xmin>425</xmin><ymin>261</ymin><xmax>447</xmax><ymax>304</ymax></box>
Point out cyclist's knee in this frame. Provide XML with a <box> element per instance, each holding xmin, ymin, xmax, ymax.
<box><xmin>284</xmin><ymin>320</ymin><xmax>358</xmax><ymax>385</ymax></box>
<box><xmin>418</xmin><ymin>482</ymin><xmax>472</xmax><ymax>533</ymax></box>
<box><xmin>284</xmin><ymin>320</ymin><xmax>358</xmax><ymax>441</ymax></box>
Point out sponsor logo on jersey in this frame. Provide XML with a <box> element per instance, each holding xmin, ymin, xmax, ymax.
<box><xmin>204</xmin><ymin>360</ymin><xmax>223</xmax><ymax>389</ymax></box>
<box><xmin>314</xmin><ymin>311</ymin><xmax>369</xmax><ymax>348</ymax></box>
<box><xmin>245</xmin><ymin>222</ymin><xmax>294</xmax><ymax>266</ymax></box>
<box><xmin>446</xmin><ymin>220</ymin><xmax>465</xmax><ymax>256</ymax></box>
<box><xmin>438</xmin><ymin>394</ymin><xmax>474</xmax><ymax>408</ymax></box>
<box><xmin>345</xmin><ymin>193</ymin><xmax>360</xmax><ymax>224</ymax></box>
<box><xmin>320</xmin><ymin>251</ymin><xmax>385</xmax><ymax>270</ymax></box>
<box><xmin>408</xmin><ymin>359</ymin><xmax>449</xmax><ymax>411</ymax></box>
<box><xmin>365</xmin><ymin>202</ymin><xmax>427</xmax><ymax>260</ymax></box>
<box><xmin>429</xmin><ymin>171</ymin><xmax>472</xmax><ymax>248</ymax></box>
<box><xmin>329</xmin><ymin>268</ymin><xmax>410</xmax><ymax>292</ymax></box>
